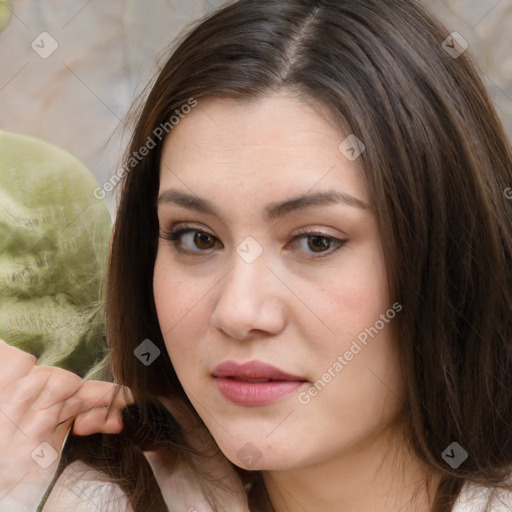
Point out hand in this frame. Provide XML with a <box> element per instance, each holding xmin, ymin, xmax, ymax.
<box><xmin>0</xmin><ymin>339</ymin><xmax>130</xmax><ymax>511</ymax></box>
<box><xmin>143</xmin><ymin>396</ymin><xmax>251</xmax><ymax>512</ymax></box>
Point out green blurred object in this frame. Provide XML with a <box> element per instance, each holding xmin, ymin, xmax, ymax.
<box><xmin>0</xmin><ymin>0</ymin><xmax>13</xmax><ymax>32</ymax></box>
<box><xmin>0</xmin><ymin>131</ymin><xmax>112</xmax><ymax>378</ymax></box>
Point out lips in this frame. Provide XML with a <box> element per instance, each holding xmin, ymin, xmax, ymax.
<box><xmin>212</xmin><ymin>360</ymin><xmax>307</xmax><ymax>406</ymax></box>
<box><xmin>212</xmin><ymin>360</ymin><xmax>306</xmax><ymax>382</ymax></box>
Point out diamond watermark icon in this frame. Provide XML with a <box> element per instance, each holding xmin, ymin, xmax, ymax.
<box><xmin>134</xmin><ymin>339</ymin><xmax>161</xmax><ymax>366</ymax></box>
<box><xmin>31</xmin><ymin>442</ymin><xmax>58</xmax><ymax>469</ymax></box>
<box><xmin>31</xmin><ymin>32</ymin><xmax>59</xmax><ymax>59</ymax></box>
<box><xmin>338</xmin><ymin>134</ymin><xmax>365</xmax><ymax>161</ymax></box>
<box><xmin>442</xmin><ymin>442</ymin><xmax>468</xmax><ymax>469</ymax></box>
<box><xmin>441</xmin><ymin>32</ymin><xmax>468</xmax><ymax>59</ymax></box>
<box><xmin>236</xmin><ymin>236</ymin><xmax>263</xmax><ymax>264</ymax></box>
<box><xmin>236</xmin><ymin>442</ymin><xmax>263</xmax><ymax>468</ymax></box>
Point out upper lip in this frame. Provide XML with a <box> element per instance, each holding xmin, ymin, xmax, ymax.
<box><xmin>212</xmin><ymin>360</ymin><xmax>307</xmax><ymax>381</ymax></box>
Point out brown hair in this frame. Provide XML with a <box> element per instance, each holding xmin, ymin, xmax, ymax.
<box><xmin>61</xmin><ymin>0</ymin><xmax>512</xmax><ymax>510</ymax></box>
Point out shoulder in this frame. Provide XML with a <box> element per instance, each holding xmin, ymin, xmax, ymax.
<box><xmin>42</xmin><ymin>461</ymin><xmax>134</xmax><ymax>512</ymax></box>
<box><xmin>452</xmin><ymin>473</ymin><xmax>512</xmax><ymax>512</ymax></box>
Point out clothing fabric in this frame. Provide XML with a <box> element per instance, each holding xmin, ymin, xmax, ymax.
<box><xmin>0</xmin><ymin>130</ymin><xmax>111</xmax><ymax>377</ymax></box>
<box><xmin>3</xmin><ymin>131</ymin><xmax>511</xmax><ymax>512</ymax></box>
<box><xmin>453</xmin><ymin>477</ymin><xmax>512</xmax><ymax>511</ymax></box>
<box><xmin>0</xmin><ymin>131</ymin><xmax>112</xmax><ymax>511</ymax></box>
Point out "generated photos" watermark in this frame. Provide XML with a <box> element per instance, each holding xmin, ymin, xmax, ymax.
<box><xmin>298</xmin><ymin>302</ymin><xmax>402</xmax><ymax>405</ymax></box>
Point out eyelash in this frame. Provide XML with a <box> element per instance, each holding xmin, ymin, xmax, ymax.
<box><xmin>160</xmin><ymin>223</ymin><xmax>347</xmax><ymax>259</ymax></box>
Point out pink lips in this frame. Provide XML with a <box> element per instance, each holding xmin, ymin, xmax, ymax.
<box><xmin>212</xmin><ymin>360</ymin><xmax>307</xmax><ymax>407</ymax></box>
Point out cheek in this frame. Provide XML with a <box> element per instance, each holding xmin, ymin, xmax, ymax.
<box><xmin>321</xmin><ymin>261</ymin><xmax>403</xmax><ymax>443</ymax></box>
<box><xmin>153</xmin><ymin>250</ymin><xmax>201</xmax><ymax>350</ymax></box>
<box><xmin>154</xmin><ymin>248</ymin><xmax>207</xmax><ymax>326</ymax></box>
<box><xmin>304</xmin><ymin>239</ymin><xmax>400</xmax><ymax>402</ymax></box>
<box><xmin>153</xmin><ymin>250</ymin><xmax>214</xmax><ymax>368</ymax></box>
<box><xmin>317</xmin><ymin>240</ymin><xmax>390</xmax><ymax>341</ymax></box>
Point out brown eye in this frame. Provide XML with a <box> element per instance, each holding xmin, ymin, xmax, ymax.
<box><xmin>194</xmin><ymin>231</ymin><xmax>216</xmax><ymax>249</ymax></box>
<box><xmin>291</xmin><ymin>231</ymin><xmax>347</xmax><ymax>258</ymax></box>
<box><xmin>307</xmin><ymin>235</ymin><xmax>331</xmax><ymax>253</ymax></box>
<box><xmin>162</xmin><ymin>225</ymin><xmax>346</xmax><ymax>259</ymax></box>
<box><xmin>161</xmin><ymin>226</ymin><xmax>222</xmax><ymax>254</ymax></box>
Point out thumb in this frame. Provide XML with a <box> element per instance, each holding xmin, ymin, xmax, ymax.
<box><xmin>72</xmin><ymin>404</ymin><xmax>124</xmax><ymax>435</ymax></box>
<box><xmin>71</xmin><ymin>381</ymin><xmax>133</xmax><ymax>436</ymax></box>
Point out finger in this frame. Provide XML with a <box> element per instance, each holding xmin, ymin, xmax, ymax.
<box><xmin>72</xmin><ymin>381</ymin><xmax>133</xmax><ymax>411</ymax></box>
<box><xmin>30</xmin><ymin>366</ymin><xmax>83</xmax><ymax>410</ymax></box>
<box><xmin>8</xmin><ymin>401</ymin><xmax>76</xmax><ymax>462</ymax></box>
<box><xmin>72</xmin><ymin>405</ymin><xmax>124</xmax><ymax>435</ymax></box>
<box><xmin>57</xmin><ymin>396</ymin><xmax>89</xmax><ymax>425</ymax></box>
<box><xmin>28</xmin><ymin>412</ymin><xmax>76</xmax><ymax>451</ymax></box>
<box><xmin>0</xmin><ymin>340</ymin><xmax>37</xmax><ymax>385</ymax></box>
<box><xmin>69</xmin><ymin>382</ymin><xmax>132</xmax><ymax>435</ymax></box>
<box><xmin>0</xmin><ymin>368</ymin><xmax>64</xmax><ymax>422</ymax></box>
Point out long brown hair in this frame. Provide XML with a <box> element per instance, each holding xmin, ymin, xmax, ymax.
<box><xmin>62</xmin><ymin>1</ymin><xmax>512</xmax><ymax>510</ymax></box>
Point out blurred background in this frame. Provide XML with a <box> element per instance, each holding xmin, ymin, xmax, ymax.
<box><xmin>1</xmin><ymin>0</ymin><xmax>511</xmax><ymax>218</ymax></box>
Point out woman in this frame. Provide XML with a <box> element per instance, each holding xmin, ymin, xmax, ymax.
<box><xmin>2</xmin><ymin>0</ymin><xmax>512</xmax><ymax>510</ymax></box>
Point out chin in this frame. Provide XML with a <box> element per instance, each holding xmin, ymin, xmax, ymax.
<box><xmin>229</xmin><ymin>453</ymin><xmax>294</xmax><ymax>472</ymax></box>
<box><xmin>213</xmin><ymin>436</ymin><xmax>303</xmax><ymax>472</ymax></box>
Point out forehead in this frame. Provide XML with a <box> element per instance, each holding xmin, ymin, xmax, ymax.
<box><xmin>159</xmin><ymin>90</ymin><xmax>368</xmax><ymax>205</ymax></box>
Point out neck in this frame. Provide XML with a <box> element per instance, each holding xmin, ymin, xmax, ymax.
<box><xmin>261</xmin><ymin>419</ymin><xmax>439</xmax><ymax>512</ymax></box>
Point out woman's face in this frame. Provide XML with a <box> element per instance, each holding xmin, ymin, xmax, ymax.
<box><xmin>154</xmin><ymin>90</ymin><xmax>404</xmax><ymax>471</ymax></box>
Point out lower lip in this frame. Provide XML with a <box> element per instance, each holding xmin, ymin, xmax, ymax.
<box><xmin>214</xmin><ymin>377</ymin><xmax>305</xmax><ymax>406</ymax></box>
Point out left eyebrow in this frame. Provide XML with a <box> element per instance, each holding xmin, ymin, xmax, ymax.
<box><xmin>264</xmin><ymin>190</ymin><xmax>369</xmax><ymax>219</ymax></box>
<box><xmin>157</xmin><ymin>189</ymin><xmax>370</xmax><ymax>221</ymax></box>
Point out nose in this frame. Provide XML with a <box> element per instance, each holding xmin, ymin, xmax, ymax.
<box><xmin>210</xmin><ymin>249</ymin><xmax>287</xmax><ymax>341</ymax></box>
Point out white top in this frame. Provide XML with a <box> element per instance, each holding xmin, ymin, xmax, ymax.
<box><xmin>452</xmin><ymin>477</ymin><xmax>512</xmax><ymax>511</ymax></box>
<box><xmin>42</xmin><ymin>461</ymin><xmax>133</xmax><ymax>512</ymax></box>
<box><xmin>43</xmin><ymin>461</ymin><xmax>512</xmax><ymax>511</ymax></box>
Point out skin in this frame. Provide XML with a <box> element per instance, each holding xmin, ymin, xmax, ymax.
<box><xmin>0</xmin><ymin>339</ymin><xmax>239</xmax><ymax>511</ymax></box>
<box><xmin>154</xmin><ymin>90</ymin><xmax>437</xmax><ymax>511</ymax></box>
<box><xmin>0</xmin><ymin>339</ymin><xmax>127</xmax><ymax>511</ymax></box>
<box><xmin>1</xmin><ymin>90</ymin><xmax>438</xmax><ymax>511</ymax></box>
